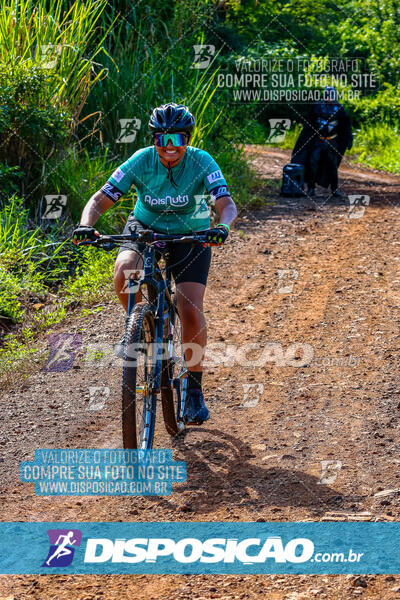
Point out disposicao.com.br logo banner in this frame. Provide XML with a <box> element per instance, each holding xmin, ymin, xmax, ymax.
<box><xmin>1</xmin><ymin>522</ymin><xmax>400</xmax><ymax>574</ymax></box>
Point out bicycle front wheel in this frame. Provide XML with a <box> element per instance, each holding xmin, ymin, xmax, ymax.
<box><xmin>122</xmin><ymin>302</ymin><xmax>157</xmax><ymax>449</ymax></box>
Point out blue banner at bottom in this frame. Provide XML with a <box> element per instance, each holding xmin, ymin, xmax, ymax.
<box><xmin>1</xmin><ymin>522</ymin><xmax>399</xmax><ymax>574</ymax></box>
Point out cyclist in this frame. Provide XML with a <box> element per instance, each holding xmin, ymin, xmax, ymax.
<box><xmin>73</xmin><ymin>103</ymin><xmax>237</xmax><ymax>425</ymax></box>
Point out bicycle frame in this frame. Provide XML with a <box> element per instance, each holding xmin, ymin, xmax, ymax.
<box><xmin>126</xmin><ymin>244</ymin><xmax>180</xmax><ymax>394</ymax></box>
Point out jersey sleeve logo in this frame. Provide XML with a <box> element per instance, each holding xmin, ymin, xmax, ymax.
<box><xmin>111</xmin><ymin>167</ymin><xmax>125</xmax><ymax>183</ymax></box>
<box><xmin>210</xmin><ymin>185</ymin><xmax>229</xmax><ymax>200</ymax></box>
<box><xmin>207</xmin><ymin>169</ymin><xmax>223</xmax><ymax>184</ymax></box>
<box><xmin>101</xmin><ymin>183</ymin><xmax>124</xmax><ymax>203</ymax></box>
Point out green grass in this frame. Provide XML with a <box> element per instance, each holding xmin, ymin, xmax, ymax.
<box><xmin>0</xmin><ymin>0</ymin><xmax>117</xmax><ymax>202</ymax></box>
<box><xmin>0</xmin><ymin>195</ymin><xmax>72</xmax><ymax>321</ymax></box>
<box><xmin>61</xmin><ymin>246</ymin><xmax>115</xmax><ymax>304</ymax></box>
<box><xmin>0</xmin><ymin>0</ymin><xmax>113</xmax><ymax>123</ymax></box>
<box><xmin>0</xmin><ymin>192</ymin><xmax>116</xmax><ymax>379</ymax></box>
<box><xmin>0</xmin><ymin>245</ymin><xmax>115</xmax><ymax>382</ymax></box>
<box><xmin>351</xmin><ymin>123</ymin><xmax>400</xmax><ymax>174</ymax></box>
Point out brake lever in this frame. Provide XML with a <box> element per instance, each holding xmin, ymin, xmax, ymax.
<box><xmin>178</xmin><ymin>236</ymin><xmax>196</xmax><ymax>243</ymax></box>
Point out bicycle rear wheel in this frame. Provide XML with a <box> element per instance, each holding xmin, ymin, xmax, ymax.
<box><xmin>161</xmin><ymin>296</ymin><xmax>187</xmax><ymax>436</ymax></box>
<box><xmin>122</xmin><ymin>302</ymin><xmax>157</xmax><ymax>449</ymax></box>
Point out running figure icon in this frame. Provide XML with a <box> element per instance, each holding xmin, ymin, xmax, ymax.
<box><xmin>45</xmin><ymin>531</ymin><xmax>77</xmax><ymax>565</ymax></box>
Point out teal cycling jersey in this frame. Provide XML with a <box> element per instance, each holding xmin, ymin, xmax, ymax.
<box><xmin>106</xmin><ymin>145</ymin><xmax>228</xmax><ymax>233</ymax></box>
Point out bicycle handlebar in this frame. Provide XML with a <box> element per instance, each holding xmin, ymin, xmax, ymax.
<box><xmin>76</xmin><ymin>230</ymin><xmax>222</xmax><ymax>249</ymax></box>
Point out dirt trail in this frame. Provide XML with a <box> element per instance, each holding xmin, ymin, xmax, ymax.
<box><xmin>2</xmin><ymin>146</ymin><xmax>400</xmax><ymax>598</ymax></box>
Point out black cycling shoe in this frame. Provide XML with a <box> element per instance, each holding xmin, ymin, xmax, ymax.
<box><xmin>183</xmin><ymin>389</ymin><xmax>210</xmax><ymax>425</ymax></box>
<box><xmin>307</xmin><ymin>187</ymin><xmax>315</xmax><ymax>197</ymax></box>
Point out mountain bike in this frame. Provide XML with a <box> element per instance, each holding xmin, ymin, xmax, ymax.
<box><xmin>79</xmin><ymin>228</ymin><xmax>217</xmax><ymax>450</ymax></box>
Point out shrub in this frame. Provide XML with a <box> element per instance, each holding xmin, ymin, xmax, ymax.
<box><xmin>0</xmin><ymin>64</ymin><xmax>70</xmax><ymax>194</ymax></box>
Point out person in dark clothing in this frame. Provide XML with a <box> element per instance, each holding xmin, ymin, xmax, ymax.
<box><xmin>292</xmin><ymin>87</ymin><xmax>353</xmax><ymax>197</ymax></box>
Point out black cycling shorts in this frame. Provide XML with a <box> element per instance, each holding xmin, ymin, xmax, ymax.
<box><xmin>118</xmin><ymin>215</ymin><xmax>211</xmax><ymax>286</ymax></box>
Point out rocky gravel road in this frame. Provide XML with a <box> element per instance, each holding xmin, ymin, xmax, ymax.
<box><xmin>1</xmin><ymin>146</ymin><xmax>400</xmax><ymax>598</ymax></box>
